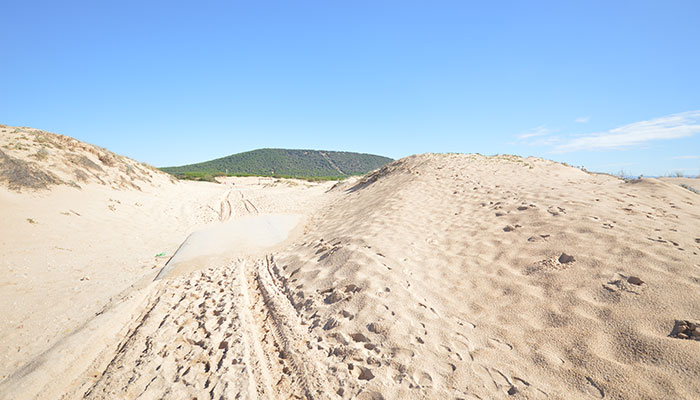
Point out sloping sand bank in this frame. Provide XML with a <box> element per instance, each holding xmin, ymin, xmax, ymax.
<box><xmin>58</xmin><ymin>154</ymin><xmax>700</xmax><ymax>400</ymax></box>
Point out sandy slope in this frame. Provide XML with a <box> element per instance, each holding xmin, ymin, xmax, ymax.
<box><xmin>659</xmin><ymin>177</ymin><xmax>700</xmax><ymax>193</ymax></box>
<box><xmin>2</xmin><ymin>132</ymin><xmax>700</xmax><ymax>400</ymax></box>
<box><xmin>53</xmin><ymin>153</ymin><xmax>700</xmax><ymax>400</ymax></box>
<box><xmin>0</xmin><ymin>125</ymin><xmax>337</xmax><ymax>399</ymax></box>
<box><xmin>269</xmin><ymin>154</ymin><xmax>700</xmax><ymax>399</ymax></box>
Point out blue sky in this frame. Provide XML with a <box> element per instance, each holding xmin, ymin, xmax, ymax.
<box><xmin>1</xmin><ymin>1</ymin><xmax>699</xmax><ymax>176</ymax></box>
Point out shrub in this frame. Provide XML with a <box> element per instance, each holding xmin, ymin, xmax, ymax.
<box><xmin>35</xmin><ymin>147</ymin><xmax>49</xmax><ymax>160</ymax></box>
<box><xmin>680</xmin><ymin>184</ymin><xmax>700</xmax><ymax>195</ymax></box>
<box><xmin>98</xmin><ymin>153</ymin><xmax>115</xmax><ymax>167</ymax></box>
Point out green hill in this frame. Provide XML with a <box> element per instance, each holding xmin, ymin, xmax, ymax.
<box><xmin>160</xmin><ymin>148</ymin><xmax>393</xmax><ymax>181</ymax></box>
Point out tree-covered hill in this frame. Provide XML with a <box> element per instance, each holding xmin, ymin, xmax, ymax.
<box><xmin>160</xmin><ymin>148</ymin><xmax>393</xmax><ymax>181</ymax></box>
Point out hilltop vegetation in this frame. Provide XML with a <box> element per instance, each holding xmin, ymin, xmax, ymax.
<box><xmin>160</xmin><ymin>148</ymin><xmax>393</xmax><ymax>181</ymax></box>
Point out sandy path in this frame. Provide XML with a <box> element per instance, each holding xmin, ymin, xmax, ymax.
<box><xmin>0</xmin><ymin>176</ymin><xmax>336</xmax><ymax>399</ymax></box>
<box><xmin>0</xmin><ymin>181</ymin><xmax>226</xmax><ymax>381</ymax></box>
<box><xmin>79</xmin><ymin>257</ymin><xmax>331</xmax><ymax>400</ymax></box>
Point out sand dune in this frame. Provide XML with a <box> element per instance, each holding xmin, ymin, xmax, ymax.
<box><xmin>2</xmin><ymin>131</ymin><xmax>700</xmax><ymax>399</ymax></box>
<box><xmin>269</xmin><ymin>154</ymin><xmax>700</xmax><ymax>398</ymax></box>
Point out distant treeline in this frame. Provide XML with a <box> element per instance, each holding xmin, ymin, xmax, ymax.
<box><xmin>160</xmin><ymin>148</ymin><xmax>393</xmax><ymax>182</ymax></box>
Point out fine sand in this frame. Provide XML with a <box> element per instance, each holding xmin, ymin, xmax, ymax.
<box><xmin>2</xmin><ymin>126</ymin><xmax>700</xmax><ymax>399</ymax></box>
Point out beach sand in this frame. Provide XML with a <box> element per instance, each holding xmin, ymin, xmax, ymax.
<box><xmin>2</xmin><ymin>126</ymin><xmax>700</xmax><ymax>399</ymax></box>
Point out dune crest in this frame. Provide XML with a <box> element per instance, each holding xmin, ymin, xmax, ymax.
<box><xmin>0</xmin><ymin>124</ymin><xmax>175</xmax><ymax>191</ymax></box>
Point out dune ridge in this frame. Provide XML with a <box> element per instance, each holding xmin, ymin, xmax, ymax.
<box><xmin>0</xmin><ymin>124</ymin><xmax>174</xmax><ymax>191</ymax></box>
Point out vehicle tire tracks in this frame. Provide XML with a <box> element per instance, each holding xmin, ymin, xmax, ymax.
<box><xmin>240</xmin><ymin>192</ymin><xmax>259</xmax><ymax>215</ymax></box>
<box><xmin>81</xmin><ymin>258</ymin><xmax>328</xmax><ymax>399</ymax></box>
<box><xmin>219</xmin><ymin>190</ymin><xmax>233</xmax><ymax>221</ymax></box>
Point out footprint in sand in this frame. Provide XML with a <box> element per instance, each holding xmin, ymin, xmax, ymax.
<box><xmin>454</xmin><ymin>317</ymin><xmax>476</xmax><ymax>329</ymax></box>
<box><xmin>603</xmin><ymin>273</ymin><xmax>645</xmax><ymax>295</ymax></box>
<box><xmin>390</xmin><ymin>347</ymin><xmax>415</xmax><ymax>362</ymax></box>
<box><xmin>487</xmin><ymin>337</ymin><xmax>513</xmax><ymax>351</ymax></box>
<box><xmin>366</xmin><ymin>322</ymin><xmax>386</xmax><ymax>334</ymax></box>
<box><xmin>527</xmin><ymin>234</ymin><xmax>550</xmax><ymax>242</ymax></box>
<box><xmin>534</xmin><ymin>349</ymin><xmax>565</xmax><ymax>366</ymax></box>
<box><xmin>585</xmin><ymin>377</ymin><xmax>605</xmax><ymax>398</ymax></box>
<box><xmin>471</xmin><ymin>364</ymin><xmax>509</xmax><ymax>391</ymax></box>
<box><xmin>503</xmin><ymin>224</ymin><xmax>522</xmax><ymax>232</ymax></box>
<box><xmin>415</xmin><ymin>371</ymin><xmax>433</xmax><ymax>388</ymax></box>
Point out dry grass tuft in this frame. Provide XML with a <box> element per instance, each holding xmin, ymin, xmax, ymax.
<box><xmin>0</xmin><ymin>149</ymin><xmax>61</xmax><ymax>191</ymax></box>
<box><xmin>34</xmin><ymin>147</ymin><xmax>50</xmax><ymax>161</ymax></box>
<box><xmin>98</xmin><ymin>153</ymin><xmax>115</xmax><ymax>167</ymax></box>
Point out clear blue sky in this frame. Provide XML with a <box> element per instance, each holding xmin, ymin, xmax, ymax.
<box><xmin>2</xmin><ymin>1</ymin><xmax>699</xmax><ymax>176</ymax></box>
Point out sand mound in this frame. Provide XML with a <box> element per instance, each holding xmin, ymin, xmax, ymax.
<box><xmin>268</xmin><ymin>154</ymin><xmax>700</xmax><ymax>398</ymax></box>
<box><xmin>0</xmin><ymin>124</ymin><xmax>175</xmax><ymax>191</ymax></box>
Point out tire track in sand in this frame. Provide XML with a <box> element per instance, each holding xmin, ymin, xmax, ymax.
<box><xmin>80</xmin><ymin>258</ymin><xmax>329</xmax><ymax>399</ymax></box>
<box><xmin>239</xmin><ymin>191</ymin><xmax>259</xmax><ymax>215</ymax></box>
<box><xmin>219</xmin><ymin>190</ymin><xmax>233</xmax><ymax>221</ymax></box>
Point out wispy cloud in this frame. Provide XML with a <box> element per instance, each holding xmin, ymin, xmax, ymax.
<box><xmin>574</xmin><ymin>116</ymin><xmax>590</xmax><ymax>123</ymax></box>
<box><xmin>515</xmin><ymin>126</ymin><xmax>562</xmax><ymax>147</ymax></box>
<box><xmin>672</xmin><ymin>155</ymin><xmax>700</xmax><ymax>160</ymax></box>
<box><xmin>554</xmin><ymin>110</ymin><xmax>700</xmax><ymax>153</ymax></box>
<box><xmin>518</xmin><ymin>125</ymin><xmax>553</xmax><ymax>139</ymax></box>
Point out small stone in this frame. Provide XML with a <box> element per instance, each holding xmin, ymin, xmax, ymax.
<box><xmin>627</xmin><ymin>276</ymin><xmax>644</xmax><ymax>286</ymax></box>
<box><xmin>358</xmin><ymin>367</ymin><xmax>375</xmax><ymax>381</ymax></box>
<box><xmin>558</xmin><ymin>253</ymin><xmax>575</xmax><ymax>264</ymax></box>
<box><xmin>503</xmin><ymin>225</ymin><xmax>516</xmax><ymax>232</ymax></box>
<box><xmin>678</xmin><ymin>333</ymin><xmax>689</xmax><ymax>339</ymax></box>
